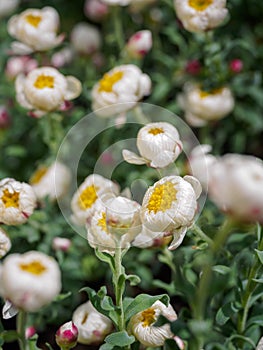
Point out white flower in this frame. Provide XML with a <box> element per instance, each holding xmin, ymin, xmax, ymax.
<box><xmin>87</xmin><ymin>195</ymin><xmax>141</xmax><ymax>253</ymax></box>
<box><xmin>141</xmin><ymin>175</ymin><xmax>201</xmax><ymax>250</ymax></box>
<box><xmin>0</xmin><ymin>178</ymin><xmax>36</xmax><ymax>225</ymax></box>
<box><xmin>71</xmin><ymin>22</ymin><xmax>101</xmax><ymax>55</ymax></box>
<box><xmin>5</xmin><ymin>56</ymin><xmax>38</xmax><ymax>80</ymax></box>
<box><xmin>174</xmin><ymin>0</ymin><xmax>228</xmax><ymax>33</ymax></box>
<box><xmin>7</xmin><ymin>7</ymin><xmax>64</xmax><ymax>54</ymax></box>
<box><xmin>101</xmin><ymin>0</ymin><xmax>131</xmax><ymax>5</ymax></box>
<box><xmin>188</xmin><ymin>144</ymin><xmax>217</xmax><ymax>189</ymax></box>
<box><xmin>72</xmin><ymin>301</ymin><xmax>113</xmax><ymax>345</ymax></box>
<box><xmin>84</xmin><ymin>0</ymin><xmax>109</xmax><ymax>22</ymax></box>
<box><xmin>91</xmin><ymin>64</ymin><xmax>151</xmax><ymax>118</ymax></box>
<box><xmin>0</xmin><ymin>228</ymin><xmax>11</xmax><ymax>258</ymax></box>
<box><xmin>132</xmin><ymin>225</ymin><xmax>172</xmax><ymax>249</ymax></box>
<box><xmin>126</xmin><ymin>30</ymin><xmax>152</xmax><ymax>59</ymax></box>
<box><xmin>15</xmin><ymin>66</ymin><xmax>82</xmax><ymax>117</ymax></box>
<box><xmin>52</xmin><ymin>237</ymin><xmax>71</xmax><ymax>252</ymax></box>
<box><xmin>128</xmin><ymin>300</ymin><xmax>177</xmax><ymax>347</ymax></box>
<box><xmin>178</xmin><ymin>83</ymin><xmax>234</xmax><ymax>127</ymax></box>
<box><xmin>0</xmin><ymin>0</ymin><xmax>19</xmax><ymax>18</ymax></box>
<box><xmin>30</xmin><ymin>162</ymin><xmax>71</xmax><ymax>201</ymax></box>
<box><xmin>208</xmin><ymin>154</ymin><xmax>263</xmax><ymax>223</ymax></box>
<box><xmin>123</xmin><ymin>122</ymin><xmax>182</xmax><ymax>168</ymax></box>
<box><xmin>0</xmin><ymin>251</ymin><xmax>61</xmax><ymax>312</ymax></box>
<box><xmin>71</xmin><ymin>174</ymin><xmax>120</xmax><ymax>226</ymax></box>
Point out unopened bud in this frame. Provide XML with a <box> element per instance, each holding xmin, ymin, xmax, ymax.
<box><xmin>52</xmin><ymin>237</ymin><xmax>71</xmax><ymax>252</ymax></box>
<box><xmin>25</xmin><ymin>326</ymin><xmax>36</xmax><ymax>339</ymax></box>
<box><xmin>55</xmin><ymin>321</ymin><xmax>78</xmax><ymax>349</ymax></box>
<box><xmin>229</xmin><ymin>59</ymin><xmax>243</xmax><ymax>73</ymax></box>
<box><xmin>84</xmin><ymin>0</ymin><xmax>109</xmax><ymax>22</ymax></box>
<box><xmin>126</xmin><ymin>30</ymin><xmax>152</xmax><ymax>59</ymax></box>
<box><xmin>0</xmin><ymin>107</ymin><xmax>11</xmax><ymax>129</ymax></box>
<box><xmin>185</xmin><ymin>60</ymin><xmax>201</xmax><ymax>75</ymax></box>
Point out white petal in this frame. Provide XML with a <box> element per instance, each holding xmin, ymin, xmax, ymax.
<box><xmin>122</xmin><ymin>149</ymin><xmax>146</xmax><ymax>165</ymax></box>
<box><xmin>64</xmin><ymin>76</ymin><xmax>82</xmax><ymax>100</ymax></box>
<box><xmin>2</xmin><ymin>300</ymin><xmax>18</xmax><ymax>319</ymax></box>
<box><xmin>150</xmin><ymin>150</ymin><xmax>177</xmax><ymax>168</ymax></box>
<box><xmin>168</xmin><ymin>227</ymin><xmax>187</xmax><ymax>250</ymax></box>
<box><xmin>10</xmin><ymin>41</ymin><xmax>33</xmax><ymax>55</ymax></box>
<box><xmin>184</xmin><ymin>175</ymin><xmax>202</xmax><ymax>199</ymax></box>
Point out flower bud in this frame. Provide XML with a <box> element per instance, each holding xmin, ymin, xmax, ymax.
<box><xmin>25</xmin><ymin>326</ymin><xmax>36</xmax><ymax>339</ymax></box>
<box><xmin>70</xmin><ymin>22</ymin><xmax>101</xmax><ymax>56</ymax></box>
<box><xmin>229</xmin><ymin>59</ymin><xmax>243</xmax><ymax>73</ymax></box>
<box><xmin>185</xmin><ymin>59</ymin><xmax>201</xmax><ymax>75</ymax></box>
<box><xmin>51</xmin><ymin>48</ymin><xmax>74</xmax><ymax>68</ymax></box>
<box><xmin>0</xmin><ymin>106</ymin><xmax>11</xmax><ymax>129</ymax></box>
<box><xmin>52</xmin><ymin>237</ymin><xmax>71</xmax><ymax>252</ymax></box>
<box><xmin>126</xmin><ymin>30</ymin><xmax>152</xmax><ymax>59</ymax></box>
<box><xmin>5</xmin><ymin>56</ymin><xmax>38</xmax><ymax>80</ymax></box>
<box><xmin>55</xmin><ymin>321</ymin><xmax>78</xmax><ymax>349</ymax></box>
<box><xmin>84</xmin><ymin>0</ymin><xmax>109</xmax><ymax>22</ymax></box>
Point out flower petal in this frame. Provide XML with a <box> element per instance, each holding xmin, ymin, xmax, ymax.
<box><xmin>184</xmin><ymin>175</ymin><xmax>202</xmax><ymax>199</ymax></box>
<box><xmin>2</xmin><ymin>300</ymin><xmax>18</xmax><ymax>319</ymax></box>
<box><xmin>122</xmin><ymin>149</ymin><xmax>146</xmax><ymax>165</ymax></box>
<box><xmin>64</xmin><ymin>76</ymin><xmax>82</xmax><ymax>100</ymax></box>
<box><xmin>10</xmin><ymin>41</ymin><xmax>34</xmax><ymax>55</ymax></box>
<box><xmin>150</xmin><ymin>150</ymin><xmax>177</xmax><ymax>168</ymax></box>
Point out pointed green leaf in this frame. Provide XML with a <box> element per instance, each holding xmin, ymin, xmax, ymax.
<box><xmin>105</xmin><ymin>331</ymin><xmax>135</xmax><ymax>346</ymax></box>
<box><xmin>255</xmin><ymin>249</ymin><xmax>263</xmax><ymax>265</ymax></box>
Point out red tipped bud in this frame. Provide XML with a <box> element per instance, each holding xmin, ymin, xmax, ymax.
<box><xmin>185</xmin><ymin>60</ymin><xmax>201</xmax><ymax>75</ymax></box>
<box><xmin>55</xmin><ymin>321</ymin><xmax>78</xmax><ymax>349</ymax></box>
<box><xmin>229</xmin><ymin>59</ymin><xmax>243</xmax><ymax>73</ymax></box>
<box><xmin>126</xmin><ymin>30</ymin><xmax>152</xmax><ymax>59</ymax></box>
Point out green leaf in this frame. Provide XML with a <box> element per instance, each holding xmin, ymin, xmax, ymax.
<box><xmin>95</xmin><ymin>249</ymin><xmax>115</xmax><ymax>270</ymax></box>
<box><xmin>99</xmin><ymin>344</ymin><xmax>114</xmax><ymax>350</ymax></box>
<box><xmin>28</xmin><ymin>335</ymin><xmax>43</xmax><ymax>350</ymax></box>
<box><xmin>54</xmin><ymin>291</ymin><xmax>71</xmax><ymax>302</ymax></box>
<box><xmin>255</xmin><ymin>249</ymin><xmax>263</xmax><ymax>265</ymax></box>
<box><xmin>105</xmin><ymin>331</ymin><xmax>135</xmax><ymax>346</ymax></box>
<box><xmin>125</xmin><ymin>274</ymin><xmax>141</xmax><ymax>286</ymax></box>
<box><xmin>216</xmin><ymin>302</ymin><xmax>241</xmax><ymax>326</ymax></box>
<box><xmin>1</xmin><ymin>331</ymin><xmax>19</xmax><ymax>342</ymax></box>
<box><xmin>45</xmin><ymin>343</ymin><xmax>54</xmax><ymax>350</ymax></box>
<box><xmin>124</xmin><ymin>294</ymin><xmax>169</xmax><ymax>322</ymax></box>
<box><xmin>212</xmin><ymin>265</ymin><xmax>231</xmax><ymax>275</ymax></box>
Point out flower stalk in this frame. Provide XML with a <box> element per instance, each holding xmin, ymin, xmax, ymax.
<box><xmin>16</xmin><ymin>311</ymin><xmax>27</xmax><ymax>350</ymax></box>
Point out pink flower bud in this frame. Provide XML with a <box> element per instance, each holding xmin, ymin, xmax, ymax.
<box><xmin>0</xmin><ymin>106</ymin><xmax>11</xmax><ymax>129</ymax></box>
<box><xmin>229</xmin><ymin>59</ymin><xmax>243</xmax><ymax>73</ymax></box>
<box><xmin>84</xmin><ymin>0</ymin><xmax>109</xmax><ymax>22</ymax></box>
<box><xmin>25</xmin><ymin>326</ymin><xmax>36</xmax><ymax>339</ymax></box>
<box><xmin>174</xmin><ymin>336</ymin><xmax>185</xmax><ymax>349</ymax></box>
<box><xmin>126</xmin><ymin>30</ymin><xmax>152</xmax><ymax>59</ymax></box>
<box><xmin>52</xmin><ymin>237</ymin><xmax>71</xmax><ymax>252</ymax></box>
<box><xmin>185</xmin><ymin>60</ymin><xmax>201</xmax><ymax>75</ymax></box>
<box><xmin>51</xmin><ymin>48</ymin><xmax>74</xmax><ymax>69</ymax></box>
<box><xmin>55</xmin><ymin>321</ymin><xmax>78</xmax><ymax>349</ymax></box>
<box><xmin>5</xmin><ymin>56</ymin><xmax>38</xmax><ymax>80</ymax></box>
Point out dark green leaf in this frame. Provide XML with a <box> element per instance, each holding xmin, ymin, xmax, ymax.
<box><xmin>125</xmin><ymin>274</ymin><xmax>141</xmax><ymax>286</ymax></box>
<box><xmin>104</xmin><ymin>331</ymin><xmax>135</xmax><ymax>346</ymax></box>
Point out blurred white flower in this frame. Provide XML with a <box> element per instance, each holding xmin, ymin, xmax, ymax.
<box><xmin>188</xmin><ymin>144</ymin><xmax>217</xmax><ymax>189</ymax></box>
<box><xmin>128</xmin><ymin>300</ymin><xmax>177</xmax><ymax>347</ymax></box>
<box><xmin>72</xmin><ymin>301</ymin><xmax>113</xmax><ymax>345</ymax></box>
<box><xmin>15</xmin><ymin>66</ymin><xmax>82</xmax><ymax>117</ymax></box>
<box><xmin>71</xmin><ymin>174</ymin><xmax>120</xmax><ymax>226</ymax></box>
<box><xmin>91</xmin><ymin>64</ymin><xmax>151</xmax><ymax>118</ymax></box>
<box><xmin>0</xmin><ymin>228</ymin><xmax>11</xmax><ymax>258</ymax></box>
<box><xmin>84</xmin><ymin>0</ymin><xmax>109</xmax><ymax>22</ymax></box>
<box><xmin>7</xmin><ymin>7</ymin><xmax>64</xmax><ymax>54</ymax></box>
<box><xmin>101</xmin><ymin>0</ymin><xmax>131</xmax><ymax>5</ymax></box>
<box><xmin>174</xmin><ymin>0</ymin><xmax>228</xmax><ymax>33</ymax></box>
<box><xmin>30</xmin><ymin>162</ymin><xmax>71</xmax><ymax>201</ymax></box>
<box><xmin>52</xmin><ymin>237</ymin><xmax>71</xmax><ymax>252</ymax></box>
<box><xmin>0</xmin><ymin>178</ymin><xmax>36</xmax><ymax>225</ymax></box>
<box><xmin>132</xmin><ymin>224</ymin><xmax>172</xmax><ymax>249</ymax></box>
<box><xmin>208</xmin><ymin>154</ymin><xmax>263</xmax><ymax>223</ymax></box>
<box><xmin>51</xmin><ymin>47</ymin><xmax>74</xmax><ymax>68</ymax></box>
<box><xmin>71</xmin><ymin>22</ymin><xmax>101</xmax><ymax>56</ymax></box>
<box><xmin>87</xmin><ymin>195</ymin><xmax>141</xmax><ymax>253</ymax></box>
<box><xmin>55</xmin><ymin>321</ymin><xmax>78</xmax><ymax>349</ymax></box>
<box><xmin>5</xmin><ymin>56</ymin><xmax>38</xmax><ymax>80</ymax></box>
<box><xmin>126</xmin><ymin>30</ymin><xmax>152</xmax><ymax>59</ymax></box>
<box><xmin>0</xmin><ymin>251</ymin><xmax>61</xmax><ymax>312</ymax></box>
<box><xmin>178</xmin><ymin>83</ymin><xmax>234</xmax><ymax>127</ymax></box>
<box><xmin>141</xmin><ymin>175</ymin><xmax>201</xmax><ymax>250</ymax></box>
<box><xmin>123</xmin><ymin>122</ymin><xmax>182</xmax><ymax>168</ymax></box>
<box><xmin>0</xmin><ymin>0</ymin><xmax>19</xmax><ymax>18</ymax></box>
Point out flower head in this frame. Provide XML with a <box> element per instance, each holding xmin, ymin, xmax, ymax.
<box><xmin>5</xmin><ymin>56</ymin><xmax>38</xmax><ymax>80</ymax></box>
<box><xmin>126</xmin><ymin>30</ymin><xmax>152</xmax><ymax>59</ymax></box>
<box><xmin>174</xmin><ymin>0</ymin><xmax>228</xmax><ymax>33</ymax></box>
<box><xmin>30</xmin><ymin>162</ymin><xmax>71</xmax><ymax>201</ymax></box>
<box><xmin>70</xmin><ymin>22</ymin><xmax>101</xmax><ymax>56</ymax></box>
<box><xmin>0</xmin><ymin>0</ymin><xmax>19</xmax><ymax>18</ymax></box>
<box><xmin>0</xmin><ymin>228</ymin><xmax>11</xmax><ymax>258</ymax></box>
<box><xmin>178</xmin><ymin>83</ymin><xmax>234</xmax><ymax>127</ymax></box>
<box><xmin>128</xmin><ymin>300</ymin><xmax>177</xmax><ymax>347</ymax></box>
<box><xmin>141</xmin><ymin>175</ymin><xmax>201</xmax><ymax>250</ymax></box>
<box><xmin>15</xmin><ymin>66</ymin><xmax>82</xmax><ymax>117</ymax></box>
<box><xmin>55</xmin><ymin>321</ymin><xmax>78</xmax><ymax>349</ymax></box>
<box><xmin>0</xmin><ymin>251</ymin><xmax>61</xmax><ymax>312</ymax></box>
<box><xmin>91</xmin><ymin>64</ymin><xmax>151</xmax><ymax>118</ymax></box>
<box><xmin>0</xmin><ymin>178</ymin><xmax>36</xmax><ymax>225</ymax></box>
<box><xmin>72</xmin><ymin>301</ymin><xmax>113</xmax><ymax>345</ymax></box>
<box><xmin>84</xmin><ymin>0</ymin><xmax>109</xmax><ymax>22</ymax></box>
<box><xmin>123</xmin><ymin>122</ymin><xmax>182</xmax><ymax>168</ymax></box>
<box><xmin>7</xmin><ymin>7</ymin><xmax>64</xmax><ymax>54</ymax></box>
<box><xmin>71</xmin><ymin>174</ymin><xmax>120</xmax><ymax>226</ymax></box>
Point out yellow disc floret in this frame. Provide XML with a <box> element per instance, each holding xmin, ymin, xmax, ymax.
<box><xmin>30</xmin><ymin>167</ymin><xmax>48</xmax><ymax>184</ymax></box>
<box><xmin>147</xmin><ymin>181</ymin><xmax>177</xmax><ymax>214</ymax></box>
<box><xmin>2</xmin><ymin>189</ymin><xmax>20</xmax><ymax>208</ymax></box>
<box><xmin>19</xmin><ymin>260</ymin><xmax>46</xmax><ymax>275</ymax></box>
<box><xmin>148</xmin><ymin>128</ymin><xmax>164</xmax><ymax>135</ymax></box>
<box><xmin>34</xmin><ymin>75</ymin><xmax>55</xmax><ymax>89</ymax></box>
<box><xmin>98</xmin><ymin>71</ymin><xmax>124</xmax><ymax>93</ymax></box>
<box><xmin>98</xmin><ymin>212</ymin><xmax>108</xmax><ymax>233</ymax></box>
<box><xmin>199</xmin><ymin>87</ymin><xmax>223</xmax><ymax>98</ymax></box>
<box><xmin>78</xmin><ymin>185</ymin><xmax>98</xmax><ymax>210</ymax></box>
<box><xmin>188</xmin><ymin>0</ymin><xmax>213</xmax><ymax>11</ymax></box>
<box><xmin>25</xmin><ymin>14</ymin><xmax>42</xmax><ymax>27</ymax></box>
<box><xmin>140</xmin><ymin>308</ymin><xmax>156</xmax><ymax>327</ymax></box>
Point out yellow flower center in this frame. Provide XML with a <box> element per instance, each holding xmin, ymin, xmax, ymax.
<box><xmin>199</xmin><ymin>87</ymin><xmax>223</xmax><ymax>98</ymax></box>
<box><xmin>188</xmin><ymin>0</ymin><xmax>213</xmax><ymax>11</ymax></box>
<box><xmin>34</xmin><ymin>75</ymin><xmax>55</xmax><ymax>89</ymax></box>
<box><xmin>148</xmin><ymin>127</ymin><xmax>164</xmax><ymax>135</ymax></box>
<box><xmin>25</xmin><ymin>14</ymin><xmax>42</xmax><ymax>27</ymax></box>
<box><xmin>98</xmin><ymin>71</ymin><xmax>124</xmax><ymax>93</ymax></box>
<box><xmin>78</xmin><ymin>185</ymin><xmax>98</xmax><ymax>210</ymax></box>
<box><xmin>140</xmin><ymin>308</ymin><xmax>156</xmax><ymax>327</ymax></box>
<box><xmin>147</xmin><ymin>181</ymin><xmax>177</xmax><ymax>214</ymax></box>
<box><xmin>98</xmin><ymin>212</ymin><xmax>108</xmax><ymax>232</ymax></box>
<box><xmin>19</xmin><ymin>260</ymin><xmax>46</xmax><ymax>275</ymax></box>
<box><xmin>30</xmin><ymin>167</ymin><xmax>48</xmax><ymax>185</ymax></box>
<box><xmin>1</xmin><ymin>189</ymin><xmax>20</xmax><ymax>208</ymax></box>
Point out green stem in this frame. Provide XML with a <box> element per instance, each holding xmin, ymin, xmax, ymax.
<box><xmin>114</xmin><ymin>244</ymin><xmax>125</xmax><ymax>332</ymax></box>
<box><xmin>16</xmin><ymin>311</ymin><xmax>27</xmax><ymax>350</ymax></box>
<box><xmin>191</xmin><ymin>223</ymin><xmax>213</xmax><ymax>246</ymax></box>
<box><xmin>112</xmin><ymin>6</ymin><xmax>125</xmax><ymax>53</ymax></box>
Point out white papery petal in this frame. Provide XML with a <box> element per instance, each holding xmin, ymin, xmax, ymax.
<box><xmin>122</xmin><ymin>149</ymin><xmax>146</xmax><ymax>165</ymax></box>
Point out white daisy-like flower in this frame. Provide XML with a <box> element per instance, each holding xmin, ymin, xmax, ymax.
<box><xmin>71</xmin><ymin>22</ymin><xmax>101</xmax><ymax>55</ymax></box>
<box><xmin>7</xmin><ymin>7</ymin><xmax>64</xmax><ymax>54</ymax></box>
<box><xmin>141</xmin><ymin>175</ymin><xmax>201</xmax><ymax>250</ymax></box>
<box><xmin>174</xmin><ymin>0</ymin><xmax>228</xmax><ymax>33</ymax></box>
<box><xmin>0</xmin><ymin>0</ymin><xmax>19</xmax><ymax>18</ymax></box>
<box><xmin>0</xmin><ymin>178</ymin><xmax>36</xmax><ymax>225</ymax></box>
<box><xmin>0</xmin><ymin>228</ymin><xmax>11</xmax><ymax>258</ymax></box>
<box><xmin>91</xmin><ymin>64</ymin><xmax>151</xmax><ymax>118</ymax></box>
<box><xmin>71</xmin><ymin>174</ymin><xmax>120</xmax><ymax>226</ymax></box>
<box><xmin>15</xmin><ymin>66</ymin><xmax>82</xmax><ymax>117</ymax></box>
<box><xmin>123</xmin><ymin>122</ymin><xmax>183</xmax><ymax>168</ymax></box>
<box><xmin>128</xmin><ymin>300</ymin><xmax>177</xmax><ymax>347</ymax></box>
<box><xmin>87</xmin><ymin>195</ymin><xmax>141</xmax><ymax>253</ymax></box>
<box><xmin>0</xmin><ymin>251</ymin><xmax>61</xmax><ymax>312</ymax></box>
<box><xmin>30</xmin><ymin>162</ymin><xmax>71</xmax><ymax>201</ymax></box>
<box><xmin>177</xmin><ymin>83</ymin><xmax>234</xmax><ymax>127</ymax></box>
<box><xmin>208</xmin><ymin>154</ymin><xmax>263</xmax><ymax>223</ymax></box>
<box><xmin>72</xmin><ymin>301</ymin><xmax>113</xmax><ymax>345</ymax></box>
